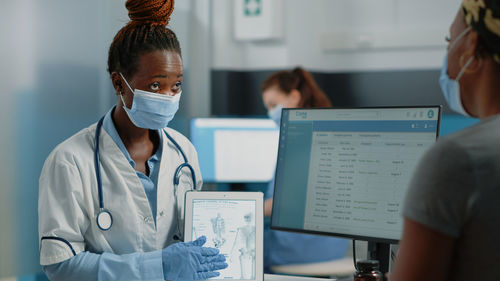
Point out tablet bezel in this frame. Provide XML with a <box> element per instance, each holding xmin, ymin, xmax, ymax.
<box><xmin>184</xmin><ymin>191</ymin><xmax>264</xmax><ymax>281</ymax></box>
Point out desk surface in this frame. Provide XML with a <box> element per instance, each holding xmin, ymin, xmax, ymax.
<box><xmin>270</xmin><ymin>257</ymin><xmax>355</xmax><ymax>277</ymax></box>
<box><xmin>265</xmin><ymin>274</ymin><xmax>337</xmax><ymax>281</ymax></box>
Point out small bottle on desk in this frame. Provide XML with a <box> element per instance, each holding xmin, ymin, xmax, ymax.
<box><xmin>354</xmin><ymin>260</ymin><xmax>383</xmax><ymax>281</ymax></box>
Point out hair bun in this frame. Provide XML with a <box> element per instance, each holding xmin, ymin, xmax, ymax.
<box><xmin>126</xmin><ymin>0</ymin><xmax>174</xmax><ymax>25</ymax></box>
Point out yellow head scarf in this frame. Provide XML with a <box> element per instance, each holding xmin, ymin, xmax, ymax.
<box><xmin>462</xmin><ymin>0</ymin><xmax>500</xmax><ymax>63</ymax></box>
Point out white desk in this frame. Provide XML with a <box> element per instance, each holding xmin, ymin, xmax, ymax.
<box><xmin>265</xmin><ymin>273</ymin><xmax>337</xmax><ymax>281</ymax></box>
<box><xmin>269</xmin><ymin>257</ymin><xmax>355</xmax><ymax>277</ymax></box>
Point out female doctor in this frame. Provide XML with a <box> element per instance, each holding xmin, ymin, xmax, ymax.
<box><xmin>38</xmin><ymin>0</ymin><xmax>227</xmax><ymax>280</ymax></box>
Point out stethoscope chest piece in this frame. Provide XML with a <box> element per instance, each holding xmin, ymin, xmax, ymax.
<box><xmin>97</xmin><ymin>209</ymin><xmax>113</xmax><ymax>231</ymax></box>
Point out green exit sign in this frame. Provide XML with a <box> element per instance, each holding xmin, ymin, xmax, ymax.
<box><xmin>244</xmin><ymin>0</ymin><xmax>262</xmax><ymax>16</ymax></box>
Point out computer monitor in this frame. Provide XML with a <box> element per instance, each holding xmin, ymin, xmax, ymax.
<box><xmin>271</xmin><ymin>106</ymin><xmax>441</xmax><ymax>242</ymax></box>
<box><xmin>190</xmin><ymin>118</ymin><xmax>279</xmax><ymax>183</ymax></box>
<box><xmin>270</xmin><ymin>106</ymin><xmax>441</xmax><ymax>272</ymax></box>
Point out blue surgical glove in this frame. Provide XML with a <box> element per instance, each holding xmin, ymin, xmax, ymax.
<box><xmin>162</xmin><ymin>236</ymin><xmax>228</xmax><ymax>281</ymax></box>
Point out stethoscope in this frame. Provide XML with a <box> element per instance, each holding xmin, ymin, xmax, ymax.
<box><xmin>94</xmin><ymin>116</ymin><xmax>196</xmax><ymax>241</ymax></box>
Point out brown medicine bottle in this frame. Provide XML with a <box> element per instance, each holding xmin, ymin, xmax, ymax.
<box><xmin>353</xmin><ymin>260</ymin><xmax>383</xmax><ymax>281</ymax></box>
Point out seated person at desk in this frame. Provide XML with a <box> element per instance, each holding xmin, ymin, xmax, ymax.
<box><xmin>261</xmin><ymin>67</ymin><xmax>349</xmax><ymax>272</ymax></box>
<box><xmin>392</xmin><ymin>1</ymin><xmax>500</xmax><ymax>280</ymax></box>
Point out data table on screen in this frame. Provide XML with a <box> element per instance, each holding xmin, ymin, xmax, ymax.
<box><xmin>271</xmin><ymin>107</ymin><xmax>441</xmax><ymax>243</ymax></box>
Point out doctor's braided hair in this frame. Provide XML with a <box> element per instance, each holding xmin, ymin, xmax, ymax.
<box><xmin>107</xmin><ymin>0</ymin><xmax>181</xmax><ymax>77</ymax></box>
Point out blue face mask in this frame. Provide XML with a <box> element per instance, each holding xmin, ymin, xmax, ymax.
<box><xmin>268</xmin><ymin>105</ymin><xmax>284</xmax><ymax>127</ymax></box>
<box><xmin>120</xmin><ymin>73</ymin><xmax>181</xmax><ymax>129</ymax></box>
<box><xmin>439</xmin><ymin>27</ymin><xmax>474</xmax><ymax>116</ymax></box>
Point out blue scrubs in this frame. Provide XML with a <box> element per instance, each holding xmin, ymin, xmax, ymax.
<box><xmin>264</xmin><ymin>177</ymin><xmax>349</xmax><ymax>271</ymax></box>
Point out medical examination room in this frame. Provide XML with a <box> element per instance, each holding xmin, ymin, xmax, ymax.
<box><xmin>2</xmin><ymin>0</ymin><xmax>500</xmax><ymax>280</ymax></box>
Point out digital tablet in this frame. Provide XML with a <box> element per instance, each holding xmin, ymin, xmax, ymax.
<box><xmin>184</xmin><ymin>191</ymin><xmax>264</xmax><ymax>281</ymax></box>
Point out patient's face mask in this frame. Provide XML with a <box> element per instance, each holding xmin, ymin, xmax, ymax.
<box><xmin>119</xmin><ymin>72</ymin><xmax>181</xmax><ymax>129</ymax></box>
<box><xmin>439</xmin><ymin>27</ymin><xmax>473</xmax><ymax>116</ymax></box>
<box><xmin>268</xmin><ymin>105</ymin><xmax>284</xmax><ymax>127</ymax></box>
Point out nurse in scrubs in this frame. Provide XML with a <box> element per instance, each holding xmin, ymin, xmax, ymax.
<box><xmin>261</xmin><ymin>67</ymin><xmax>349</xmax><ymax>271</ymax></box>
<box><xmin>38</xmin><ymin>0</ymin><xmax>227</xmax><ymax>280</ymax></box>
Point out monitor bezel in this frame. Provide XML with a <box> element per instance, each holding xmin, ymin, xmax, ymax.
<box><xmin>270</xmin><ymin>105</ymin><xmax>442</xmax><ymax>244</ymax></box>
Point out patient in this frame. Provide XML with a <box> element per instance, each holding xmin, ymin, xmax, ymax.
<box><xmin>391</xmin><ymin>1</ymin><xmax>500</xmax><ymax>280</ymax></box>
<box><xmin>260</xmin><ymin>67</ymin><xmax>349</xmax><ymax>272</ymax></box>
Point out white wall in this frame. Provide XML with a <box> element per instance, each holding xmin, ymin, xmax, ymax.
<box><xmin>0</xmin><ymin>0</ymin><xmax>120</xmax><ymax>276</ymax></box>
<box><xmin>172</xmin><ymin>0</ymin><xmax>212</xmax><ymax>119</ymax></box>
<box><xmin>0</xmin><ymin>0</ymin><xmax>135</xmax><ymax>277</ymax></box>
<box><xmin>212</xmin><ymin>0</ymin><xmax>462</xmax><ymax>71</ymax></box>
<box><xmin>0</xmin><ymin>0</ymin><xmax>35</xmax><ymax>276</ymax></box>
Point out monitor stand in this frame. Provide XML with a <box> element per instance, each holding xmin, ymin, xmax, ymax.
<box><xmin>367</xmin><ymin>242</ymin><xmax>390</xmax><ymax>281</ymax></box>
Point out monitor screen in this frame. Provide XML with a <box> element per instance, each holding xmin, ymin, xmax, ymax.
<box><xmin>190</xmin><ymin>118</ymin><xmax>279</xmax><ymax>182</ymax></box>
<box><xmin>271</xmin><ymin>106</ymin><xmax>441</xmax><ymax>243</ymax></box>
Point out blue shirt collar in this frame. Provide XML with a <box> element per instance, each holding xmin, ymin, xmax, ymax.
<box><xmin>102</xmin><ymin>107</ymin><xmax>162</xmax><ymax>168</ymax></box>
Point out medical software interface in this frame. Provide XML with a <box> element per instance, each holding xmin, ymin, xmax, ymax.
<box><xmin>190</xmin><ymin>199</ymin><xmax>256</xmax><ymax>280</ymax></box>
<box><xmin>271</xmin><ymin>107</ymin><xmax>440</xmax><ymax>241</ymax></box>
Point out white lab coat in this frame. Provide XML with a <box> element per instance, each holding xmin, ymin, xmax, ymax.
<box><xmin>38</xmin><ymin>122</ymin><xmax>202</xmax><ymax>266</ymax></box>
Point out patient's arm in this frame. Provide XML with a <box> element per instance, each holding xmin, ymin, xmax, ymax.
<box><xmin>390</xmin><ymin>218</ymin><xmax>456</xmax><ymax>281</ymax></box>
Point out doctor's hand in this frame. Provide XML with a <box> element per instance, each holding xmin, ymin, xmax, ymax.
<box><xmin>162</xmin><ymin>236</ymin><xmax>228</xmax><ymax>281</ymax></box>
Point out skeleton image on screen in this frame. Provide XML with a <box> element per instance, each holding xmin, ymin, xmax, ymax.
<box><xmin>211</xmin><ymin>213</ymin><xmax>226</xmax><ymax>248</ymax></box>
<box><xmin>230</xmin><ymin>212</ymin><xmax>256</xmax><ymax>279</ymax></box>
<box><xmin>191</xmin><ymin>199</ymin><xmax>256</xmax><ymax>279</ymax></box>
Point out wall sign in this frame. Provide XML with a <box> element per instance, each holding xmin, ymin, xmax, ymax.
<box><xmin>234</xmin><ymin>0</ymin><xmax>283</xmax><ymax>41</ymax></box>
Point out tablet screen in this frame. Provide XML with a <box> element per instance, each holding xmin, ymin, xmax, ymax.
<box><xmin>190</xmin><ymin>199</ymin><xmax>256</xmax><ymax>280</ymax></box>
